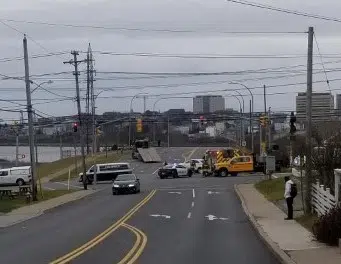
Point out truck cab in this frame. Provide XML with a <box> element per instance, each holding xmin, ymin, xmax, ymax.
<box><xmin>214</xmin><ymin>155</ymin><xmax>254</xmax><ymax>177</ymax></box>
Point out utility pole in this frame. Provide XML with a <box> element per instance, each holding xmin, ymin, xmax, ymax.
<box><xmin>167</xmin><ymin>116</ymin><xmax>170</xmax><ymax>148</ymax></box>
<box><xmin>85</xmin><ymin>45</ymin><xmax>91</xmax><ymax>154</ymax></box>
<box><xmin>268</xmin><ymin>107</ymin><xmax>271</xmax><ymax>150</ymax></box>
<box><xmin>249</xmin><ymin>100</ymin><xmax>252</xmax><ymax>151</ymax></box>
<box><xmin>14</xmin><ymin>121</ymin><xmax>19</xmax><ymax>166</ymax></box>
<box><xmin>23</xmin><ymin>35</ymin><xmax>37</xmax><ymax>201</ymax></box>
<box><xmin>305</xmin><ymin>26</ymin><xmax>314</xmax><ymax>213</ymax></box>
<box><xmin>64</xmin><ymin>51</ymin><xmax>88</xmax><ymax>190</ymax></box>
<box><xmin>143</xmin><ymin>95</ymin><xmax>147</xmax><ymax>113</ymax></box>
<box><xmin>34</xmin><ymin>111</ymin><xmax>38</xmax><ymax>165</ymax></box>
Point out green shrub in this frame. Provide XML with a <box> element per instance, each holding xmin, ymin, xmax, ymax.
<box><xmin>312</xmin><ymin>205</ymin><xmax>341</xmax><ymax>246</ymax></box>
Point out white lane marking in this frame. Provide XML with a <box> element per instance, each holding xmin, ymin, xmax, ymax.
<box><xmin>191</xmin><ymin>202</ymin><xmax>195</xmax><ymax>207</ymax></box>
<box><xmin>44</xmin><ymin>187</ymin><xmax>56</xmax><ymax>191</ymax></box>
<box><xmin>168</xmin><ymin>191</ymin><xmax>182</xmax><ymax>194</ymax></box>
<box><xmin>150</xmin><ymin>214</ymin><xmax>171</xmax><ymax>219</ymax></box>
<box><xmin>208</xmin><ymin>191</ymin><xmax>220</xmax><ymax>195</ymax></box>
<box><xmin>205</xmin><ymin>215</ymin><xmax>229</xmax><ymax>221</ymax></box>
<box><xmin>55</xmin><ymin>182</ymin><xmax>84</xmax><ymax>189</ymax></box>
<box><xmin>152</xmin><ymin>168</ymin><xmax>160</xmax><ymax>175</ymax></box>
<box><xmin>187</xmin><ymin>212</ymin><xmax>192</xmax><ymax>219</ymax></box>
<box><xmin>192</xmin><ymin>189</ymin><xmax>195</xmax><ymax>198</ymax></box>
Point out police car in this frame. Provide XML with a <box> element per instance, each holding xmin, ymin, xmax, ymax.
<box><xmin>158</xmin><ymin>163</ymin><xmax>193</xmax><ymax>179</ymax></box>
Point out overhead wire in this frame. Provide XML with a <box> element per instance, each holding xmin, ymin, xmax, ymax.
<box><xmin>226</xmin><ymin>0</ymin><xmax>341</xmax><ymax>24</ymax></box>
<box><xmin>314</xmin><ymin>32</ymin><xmax>331</xmax><ymax>93</ymax></box>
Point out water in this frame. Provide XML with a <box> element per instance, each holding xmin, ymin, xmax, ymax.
<box><xmin>0</xmin><ymin>146</ymin><xmax>78</xmax><ymax>163</ymax></box>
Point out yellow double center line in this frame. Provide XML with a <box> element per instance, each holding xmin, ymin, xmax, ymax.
<box><xmin>118</xmin><ymin>223</ymin><xmax>147</xmax><ymax>264</ymax></box>
<box><xmin>50</xmin><ymin>190</ymin><xmax>156</xmax><ymax>264</ymax></box>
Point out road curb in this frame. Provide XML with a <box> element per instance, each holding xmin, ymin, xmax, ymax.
<box><xmin>234</xmin><ymin>184</ymin><xmax>296</xmax><ymax>264</ymax></box>
<box><xmin>0</xmin><ymin>189</ymin><xmax>98</xmax><ymax>228</ymax></box>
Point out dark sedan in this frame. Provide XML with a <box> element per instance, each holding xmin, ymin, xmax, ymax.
<box><xmin>112</xmin><ymin>174</ymin><xmax>140</xmax><ymax>195</ymax></box>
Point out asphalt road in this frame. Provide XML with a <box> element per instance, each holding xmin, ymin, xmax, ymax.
<box><xmin>0</xmin><ymin>147</ymin><xmax>279</xmax><ymax>264</ymax></box>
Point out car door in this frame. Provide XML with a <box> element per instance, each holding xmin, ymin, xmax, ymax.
<box><xmin>229</xmin><ymin>157</ymin><xmax>244</xmax><ymax>172</ymax></box>
<box><xmin>176</xmin><ymin>165</ymin><xmax>187</xmax><ymax>176</ymax></box>
<box><xmin>0</xmin><ymin>170</ymin><xmax>10</xmax><ymax>185</ymax></box>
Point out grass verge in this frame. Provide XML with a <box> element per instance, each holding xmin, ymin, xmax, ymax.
<box><xmin>255</xmin><ymin>178</ymin><xmax>284</xmax><ymax>201</ymax></box>
<box><xmin>296</xmin><ymin>214</ymin><xmax>318</xmax><ymax>232</ymax></box>
<box><xmin>0</xmin><ymin>189</ymin><xmax>76</xmax><ymax>213</ymax></box>
<box><xmin>37</xmin><ymin>156</ymin><xmax>79</xmax><ymax>179</ymax></box>
<box><xmin>50</xmin><ymin>152</ymin><xmax>129</xmax><ymax>182</ymax></box>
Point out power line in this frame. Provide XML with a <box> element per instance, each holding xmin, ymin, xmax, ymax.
<box><xmin>226</xmin><ymin>0</ymin><xmax>341</xmax><ymax>23</ymax></box>
<box><xmin>314</xmin><ymin>32</ymin><xmax>331</xmax><ymax>93</ymax></box>
<box><xmin>0</xmin><ymin>18</ymin><xmax>305</xmax><ymax>34</ymax></box>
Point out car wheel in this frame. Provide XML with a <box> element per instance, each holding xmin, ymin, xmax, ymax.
<box><xmin>172</xmin><ymin>170</ymin><xmax>178</xmax><ymax>178</ymax></box>
<box><xmin>16</xmin><ymin>179</ymin><xmax>25</xmax><ymax>186</ymax></box>
<box><xmin>112</xmin><ymin>190</ymin><xmax>116</xmax><ymax>195</ymax></box>
<box><xmin>203</xmin><ymin>171</ymin><xmax>208</xmax><ymax>177</ymax></box>
<box><xmin>187</xmin><ymin>170</ymin><xmax>193</xmax><ymax>177</ymax></box>
<box><xmin>197</xmin><ymin>167</ymin><xmax>202</xmax><ymax>174</ymax></box>
<box><xmin>219</xmin><ymin>169</ymin><xmax>228</xmax><ymax>177</ymax></box>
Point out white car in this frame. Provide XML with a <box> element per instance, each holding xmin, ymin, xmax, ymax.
<box><xmin>0</xmin><ymin>166</ymin><xmax>31</xmax><ymax>186</ymax></box>
<box><xmin>180</xmin><ymin>159</ymin><xmax>204</xmax><ymax>173</ymax></box>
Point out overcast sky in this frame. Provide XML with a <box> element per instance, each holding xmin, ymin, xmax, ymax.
<box><xmin>1</xmin><ymin>0</ymin><xmax>341</xmax><ymax>122</ymax></box>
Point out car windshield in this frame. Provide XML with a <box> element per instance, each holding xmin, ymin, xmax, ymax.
<box><xmin>115</xmin><ymin>174</ymin><xmax>136</xmax><ymax>181</ymax></box>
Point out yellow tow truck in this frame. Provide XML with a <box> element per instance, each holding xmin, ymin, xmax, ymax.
<box><xmin>214</xmin><ymin>155</ymin><xmax>254</xmax><ymax>177</ymax></box>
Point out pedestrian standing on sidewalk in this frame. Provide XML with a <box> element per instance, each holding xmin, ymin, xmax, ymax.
<box><xmin>284</xmin><ymin>176</ymin><xmax>296</xmax><ymax>220</ymax></box>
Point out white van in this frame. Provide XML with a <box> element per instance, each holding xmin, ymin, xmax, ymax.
<box><xmin>79</xmin><ymin>163</ymin><xmax>133</xmax><ymax>184</ymax></box>
<box><xmin>0</xmin><ymin>166</ymin><xmax>31</xmax><ymax>186</ymax></box>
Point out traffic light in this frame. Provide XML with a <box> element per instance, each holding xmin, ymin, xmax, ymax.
<box><xmin>136</xmin><ymin>118</ymin><xmax>143</xmax><ymax>133</ymax></box>
<box><xmin>200</xmin><ymin>116</ymin><xmax>205</xmax><ymax>126</ymax></box>
<box><xmin>73</xmin><ymin>123</ymin><xmax>78</xmax><ymax>132</ymax></box>
<box><xmin>290</xmin><ymin>111</ymin><xmax>296</xmax><ymax>134</ymax></box>
<box><xmin>259</xmin><ymin>116</ymin><xmax>268</xmax><ymax>127</ymax></box>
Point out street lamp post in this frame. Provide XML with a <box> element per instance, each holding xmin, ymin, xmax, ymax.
<box><xmin>128</xmin><ymin>93</ymin><xmax>147</xmax><ymax>146</ymax></box>
<box><xmin>230</xmin><ymin>82</ymin><xmax>254</xmax><ymax>153</ymax></box>
<box><xmin>225</xmin><ymin>95</ymin><xmax>242</xmax><ymax>146</ymax></box>
<box><xmin>233</xmin><ymin>90</ymin><xmax>245</xmax><ymax>145</ymax></box>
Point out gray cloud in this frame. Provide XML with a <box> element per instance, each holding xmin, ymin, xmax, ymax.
<box><xmin>0</xmin><ymin>0</ymin><xmax>341</xmax><ymax>121</ymax></box>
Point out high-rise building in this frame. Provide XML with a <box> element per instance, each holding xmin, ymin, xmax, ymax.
<box><xmin>296</xmin><ymin>92</ymin><xmax>334</xmax><ymax>122</ymax></box>
<box><xmin>193</xmin><ymin>95</ymin><xmax>225</xmax><ymax>114</ymax></box>
<box><xmin>336</xmin><ymin>94</ymin><xmax>341</xmax><ymax>110</ymax></box>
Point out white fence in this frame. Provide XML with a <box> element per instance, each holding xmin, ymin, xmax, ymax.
<box><xmin>311</xmin><ymin>180</ymin><xmax>336</xmax><ymax>216</ymax></box>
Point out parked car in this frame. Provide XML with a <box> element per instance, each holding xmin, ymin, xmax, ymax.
<box><xmin>158</xmin><ymin>164</ymin><xmax>193</xmax><ymax>179</ymax></box>
<box><xmin>180</xmin><ymin>159</ymin><xmax>204</xmax><ymax>173</ymax></box>
<box><xmin>0</xmin><ymin>166</ymin><xmax>31</xmax><ymax>186</ymax></box>
<box><xmin>79</xmin><ymin>163</ymin><xmax>132</xmax><ymax>184</ymax></box>
<box><xmin>112</xmin><ymin>174</ymin><xmax>140</xmax><ymax>195</ymax></box>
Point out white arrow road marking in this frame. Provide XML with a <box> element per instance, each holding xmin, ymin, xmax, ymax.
<box><xmin>207</xmin><ymin>191</ymin><xmax>220</xmax><ymax>195</ymax></box>
<box><xmin>205</xmin><ymin>215</ymin><xmax>229</xmax><ymax>221</ymax></box>
<box><xmin>205</xmin><ymin>215</ymin><xmax>217</xmax><ymax>221</ymax></box>
<box><xmin>150</xmin><ymin>214</ymin><xmax>171</xmax><ymax>219</ymax></box>
<box><xmin>168</xmin><ymin>191</ymin><xmax>182</xmax><ymax>194</ymax></box>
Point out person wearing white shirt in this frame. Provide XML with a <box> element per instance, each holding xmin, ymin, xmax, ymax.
<box><xmin>284</xmin><ymin>176</ymin><xmax>294</xmax><ymax>220</ymax></box>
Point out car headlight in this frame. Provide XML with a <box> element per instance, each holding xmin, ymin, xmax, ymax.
<box><xmin>113</xmin><ymin>184</ymin><xmax>119</xmax><ymax>188</ymax></box>
<box><xmin>128</xmin><ymin>184</ymin><xmax>135</xmax><ymax>187</ymax></box>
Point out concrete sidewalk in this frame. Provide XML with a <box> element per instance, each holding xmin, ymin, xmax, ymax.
<box><xmin>235</xmin><ymin>184</ymin><xmax>341</xmax><ymax>264</ymax></box>
<box><xmin>0</xmin><ymin>189</ymin><xmax>96</xmax><ymax>228</ymax></box>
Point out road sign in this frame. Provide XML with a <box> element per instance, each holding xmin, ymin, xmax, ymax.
<box><xmin>205</xmin><ymin>215</ymin><xmax>229</xmax><ymax>221</ymax></box>
<box><xmin>241</xmin><ymin>141</ymin><xmax>246</xmax><ymax>147</ymax></box>
<box><xmin>266</xmin><ymin>156</ymin><xmax>276</xmax><ymax>171</ymax></box>
<box><xmin>150</xmin><ymin>214</ymin><xmax>171</xmax><ymax>219</ymax></box>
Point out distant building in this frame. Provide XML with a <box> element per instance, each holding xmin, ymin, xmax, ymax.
<box><xmin>336</xmin><ymin>94</ymin><xmax>341</xmax><ymax>116</ymax></box>
<box><xmin>296</xmin><ymin>92</ymin><xmax>334</xmax><ymax>122</ymax></box>
<box><xmin>193</xmin><ymin>95</ymin><xmax>225</xmax><ymax>114</ymax></box>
